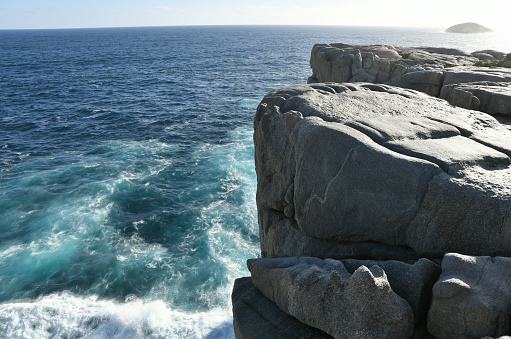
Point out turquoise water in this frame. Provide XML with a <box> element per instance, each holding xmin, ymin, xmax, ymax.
<box><xmin>0</xmin><ymin>26</ymin><xmax>509</xmax><ymax>338</ymax></box>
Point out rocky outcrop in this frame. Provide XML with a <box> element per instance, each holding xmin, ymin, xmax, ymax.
<box><xmin>440</xmin><ymin>81</ymin><xmax>511</xmax><ymax>114</ymax></box>
<box><xmin>255</xmin><ymin>83</ymin><xmax>511</xmax><ymax>260</ymax></box>
<box><xmin>445</xmin><ymin>22</ymin><xmax>493</xmax><ymax>33</ymax></box>
<box><xmin>247</xmin><ymin>257</ymin><xmax>415</xmax><ymax>339</ymax></box>
<box><xmin>231</xmin><ymin>36</ymin><xmax>511</xmax><ymax>338</ymax></box>
<box><xmin>234</xmin><ymin>253</ymin><xmax>511</xmax><ymax>338</ymax></box>
<box><xmin>309</xmin><ymin>44</ymin><xmax>511</xmax><ymax>115</ymax></box>
<box><xmin>233</xmin><ymin>81</ymin><xmax>511</xmax><ymax>338</ymax></box>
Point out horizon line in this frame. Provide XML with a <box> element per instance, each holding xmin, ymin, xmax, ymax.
<box><xmin>0</xmin><ymin>23</ymin><xmax>474</xmax><ymax>31</ymax></box>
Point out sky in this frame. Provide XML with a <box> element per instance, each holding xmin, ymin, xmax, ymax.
<box><xmin>1</xmin><ymin>0</ymin><xmax>510</xmax><ymax>30</ymax></box>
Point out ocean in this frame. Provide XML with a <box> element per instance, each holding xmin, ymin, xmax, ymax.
<box><xmin>0</xmin><ymin>25</ymin><xmax>510</xmax><ymax>338</ymax></box>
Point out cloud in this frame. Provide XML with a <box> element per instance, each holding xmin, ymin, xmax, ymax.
<box><xmin>247</xmin><ymin>6</ymin><xmax>275</xmax><ymax>11</ymax></box>
<box><xmin>156</xmin><ymin>6</ymin><xmax>173</xmax><ymax>11</ymax></box>
<box><xmin>12</xmin><ymin>7</ymin><xmax>51</xmax><ymax>15</ymax></box>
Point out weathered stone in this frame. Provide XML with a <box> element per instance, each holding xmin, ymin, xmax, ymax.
<box><xmin>247</xmin><ymin>257</ymin><xmax>414</xmax><ymax>339</ymax></box>
<box><xmin>420</xmin><ymin>47</ymin><xmax>473</xmax><ymax>57</ymax></box>
<box><xmin>395</xmin><ymin>70</ymin><xmax>445</xmax><ymax>96</ymax></box>
<box><xmin>309</xmin><ymin>43</ymin><xmax>511</xmax><ymax>115</ymax></box>
<box><xmin>500</xmin><ymin>59</ymin><xmax>511</xmax><ymax>68</ymax></box>
<box><xmin>261</xmin><ymin>212</ymin><xmax>419</xmax><ymax>261</ymax></box>
<box><xmin>474</xmin><ymin>50</ymin><xmax>506</xmax><ymax>60</ymax></box>
<box><xmin>440</xmin><ymin>81</ymin><xmax>511</xmax><ymax>115</ymax></box>
<box><xmin>428</xmin><ymin>253</ymin><xmax>511</xmax><ymax>339</ymax></box>
<box><xmin>443</xmin><ymin>68</ymin><xmax>511</xmax><ymax>86</ymax></box>
<box><xmin>232</xmin><ymin>277</ymin><xmax>332</xmax><ymax>339</ymax></box>
<box><xmin>255</xmin><ymin>83</ymin><xmax>511</xmax><ymax>260</ymax></box>
<box><xmin>341</xmin><ymin>258</ymin><xmax>441</xmax><ymax>322</ymax></box>
<box><xmin>441</xmin><ymin>86</ymin><xmax>481</xmax><ymax>110</ymax></box>
<box><xmin>472</xmin><ymin>52</ymin><xmax>497</xmax><ymax>61</ymax></box>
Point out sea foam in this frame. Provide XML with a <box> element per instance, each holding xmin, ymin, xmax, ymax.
<box><xmin>0</xmin><ymin>292</ymin><xmax>235</xmax><ymax>338</ymax></box>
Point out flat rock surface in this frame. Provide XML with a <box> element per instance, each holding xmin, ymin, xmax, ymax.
<box><xmin>255</xmin><ymin>83</ymin><xmax>511</xmax><ymax>260</ymax></box>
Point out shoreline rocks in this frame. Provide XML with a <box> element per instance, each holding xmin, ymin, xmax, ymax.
<box><xmin>248</xmin><ymin>257</ymin><xmax>415</xmax><ymax>339</ymax></box>
<box><xmin>233</xmin><ymin>44</ymin><xmax>511</xmax><ymax>338</ymax></box>
<box><xmin>254</xmin><ymin>83</ymin><xmax>511</xmax><ymax>260</ymax></box>
<box><xmin>309</xmin><ymin>44</ymin><xmax>511</xmax><ymax>116</ymax></box>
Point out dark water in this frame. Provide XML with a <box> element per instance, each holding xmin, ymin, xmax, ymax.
<box><xmin>0</xmin><ymin>25</ymin><xmax>508</xmax><ymax>338</ymax></box>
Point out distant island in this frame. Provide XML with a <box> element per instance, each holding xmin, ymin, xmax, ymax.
<box><xmin>446</xmin><ymin>22</ymin><xmax>493</xmax><ymax>33</ymax></box>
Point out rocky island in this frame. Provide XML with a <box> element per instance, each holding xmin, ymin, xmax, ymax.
<box><xmin>446</xmin><ymin>22</ymin><xmax>493</xmax><ymax>33</ymax></box>
<box><xmin>232</xmin><ymin>44</ymin><xmax>511</xmax><ymax>338</ymax></box>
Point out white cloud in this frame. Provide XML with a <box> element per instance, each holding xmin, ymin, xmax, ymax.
<box><xmin>156</xmin><ymin>6</ymin><xmax>172</xmax><ymax>11</ymax></box>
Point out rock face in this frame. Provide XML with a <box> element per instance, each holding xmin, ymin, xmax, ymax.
<box><xmin>255</xmin><ymin>83</ymin><xmax>511</xmax><ymax>260</ymax></box>
<box><xmin>341</xmin><ymin>258</ymin><xmax>441</xmax><ymax>322</ymax></box>
<box><xmin>247</xmin><ymin>257</ymin><xmax>415</xmax><ymax>339</ymax></box>
<box><xmin>233</xmin><ymin>45</ymin><xmax>511</xmax><ymax>338</ymax></box>
<box><xmin>232</xmin><ymin>277</ymin><xmax>332</xmax><ymax>339</ymax></box>
<box><xmin>440</xmin><ymin>81</ymin><xmax>511</xmax><ymax>114</ymax></box>
<box><xmin>446</xmin><ymin>22</ymin><xmax>493</xmax><ymax>33</ymax></box>
<box><xmin>428</xmin><ymin>254</ymin><xmax>511</xmax><ymax>339</ymax></box>
<box><xmin>309</xmin><ymin>44</ymin><xmax>511</xmax><ymax>115</ymax></box>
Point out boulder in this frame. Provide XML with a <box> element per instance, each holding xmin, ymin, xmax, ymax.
<box><xmin>474</xmin><ymin>50</ymin><xmax>506</xmax><ymax>60</ymax></box>
<box><xmin>420</xmin><ymin>47</ymin><xmax>472</xmax><ymax>57</ymax></box>
<box><xmin>393</xmin><ymin>70</ymin><xmax>445</xmax><ymax>96</ymax></box>
<box><xmin>440</xmin><ymin>81</ymin><xmax>511</xmax><ymax>115</ymax></box>
<box><xmin>231</xmin><ymin>277</ymin><xmax>332</xmax><ymax>339</ymax></box>
<box><xmin>500</xmin><ymin>59</ymin><xmax>511</xmax><ymax>68</ymax></box>
<box><xmin>472</xmin><ymin>52</ymin><xmax>497</xmax><ymax>61</ymax></box>
<box><xmin>428</xmin><ymin>253</ymin><xmax>511</xmax><ymax>339</ymax></box>
<box><xmin>340</xmin><ymin>258</ymin><xmax>440</xmax><ymax>322</ymax></box>
<box><xmin>255</xmin><ymin>83</ymin><xmax>511</xmax><ymax>260</ymax></box>
<box><xmin>247</xmin><ymin>257</ymin><xmax>414</xmax><ymax>339</ymax></box>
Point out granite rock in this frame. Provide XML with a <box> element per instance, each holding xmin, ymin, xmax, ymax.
<box><xmin>341</xmin><ymin>258</ymin><xmax>440</xmax><ymax>322</ymax></box>
<box><xmin>255</xmin><ymin>83</ymin><xmax>511</xmax><ymax>260</ymax></box>
<box><xmin>247</xmin><ymin>257</ymin><xmax>414</xmax><ymax>339</ymax></box>
<box><xmin>232</xmin><ymin>277</ymin><xmax>332</xmax><ymax>339</ymax></box>
<box><xmin>428</xmin><ymin>253</ymin><xmax>511</xmax><ymax>339</ymax></box>
<box><xmin>440</xmin><ymin>81</ymin><xmax>511</xmax><ymax>114</ymax></box>
<box><xmin>309</xmin><ymin>44</ymin><xmax>511</xmax><ymax>115</ymax></box>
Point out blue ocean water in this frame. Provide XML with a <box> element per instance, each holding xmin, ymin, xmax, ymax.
<box><xmin>0</xmin><ymin>25</ymin><xmax>509</xmax><ymax>338</ymax></box>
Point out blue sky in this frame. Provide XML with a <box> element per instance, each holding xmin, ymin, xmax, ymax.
<box><xmin>1</xmin><ymin>0</ymin><xmax>509</xmax><ymax>30</ymax></box>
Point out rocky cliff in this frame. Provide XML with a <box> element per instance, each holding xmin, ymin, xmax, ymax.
<box><xmin>232</xmin><ymin>46</ymin><xmax>511</xmax><ymax>339</ymax></box>
<box><xmin>309</xmin><ymin>44</ymin><xmax>511</xmax><ymax>116</ymax></box>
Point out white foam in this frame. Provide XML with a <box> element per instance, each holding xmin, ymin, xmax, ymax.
<box><xmin>235</xmin><ymin>98</ymin><xmax>259</xmax><ymax>110</ymax></box>
<box><xmin>0</xmin><ymin>292</ymin><xmax>234</xmax><ymax>338</ymax></box>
